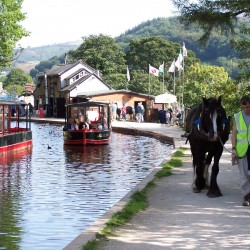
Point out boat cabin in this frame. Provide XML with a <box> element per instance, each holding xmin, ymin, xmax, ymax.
<box><xmin>63</xmin><ymin>101</ymin><xmax>111</xmax><ymax>145</ymax></box>
<box><xmin>0</xmin><ymin>96</ymin><xmax>32</xmax><ymax>155</ymax></box>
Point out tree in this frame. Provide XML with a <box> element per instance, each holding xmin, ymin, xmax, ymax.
<box><xmin>102</xmin><ymin>73</ymin><xmax>128</xmax><ymax>90</ymax></box>
<box><xmin>68</xmin><ymin>34</ymin><xmax>126</xmax><ymax>76</ymax></box>
<box><xmin>0</xmin><ymin>0</ymin><xmax>28</xmax><ymax>68</ymax></box>
<box><xmin>4</xmin><ymin>68</ymin><xmax>33</xmax><ymax>95</ymax></box>
<box><xmin>126</xmin><ymin>36</ymin><xmax>199</xmax><ymax>94</ymax></box>
<box><xmin>126</xmin><ymin>36</ymin><xmax>181</xmax><ymax>71</ymax></box>
<box><xmin>128</xmin><ymin>70</ymin><xmax>162</xmax><ymax>96</ymax></box>
<box><xmin>182</xmin><ymin>63</ymin><xmax>239</xmax><ymax>114</ymax></box>
<box><xmin>172</xmin><ymin>0</ymin><xmax>250</xmax><ymax>79</ymax></box>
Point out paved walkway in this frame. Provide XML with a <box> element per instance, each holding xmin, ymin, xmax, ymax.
<box><xmin>60</xmin><ymin>120</ymin><xmax>250</xmax><ymax>250</ymax></box>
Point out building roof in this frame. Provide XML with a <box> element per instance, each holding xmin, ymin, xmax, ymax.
<box><xmin>38</xmin><ymin>60</ymin><xmax>98</xmax><ymax>78</ymax></box>
<box><xmin>60</xmin><ymin>73</ymin><xmax>111</xmax><ymax>92</ymax></box>
<box><xmin>64</xmin><ymin>68</ymin><xmax>88</xmax><ymax>80</ymax></box>
<box><xmin>77</xmin><ymin>89</ymin><xmax>155</xmax><ymax>100</ymax></box>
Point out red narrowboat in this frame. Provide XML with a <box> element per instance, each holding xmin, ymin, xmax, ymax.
<box><xmin>0</xmin><ymin>96</ymin><xmax>32</xmax><ymax>155</ymax></box>
<box><xmin>63</xmin><ymin>101</ymin><xmax>111</xmax><ymax>145</ymax></box>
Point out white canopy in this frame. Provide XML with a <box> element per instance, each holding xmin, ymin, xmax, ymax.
<box><xmin>154</xmin><ymin>93</ymin><xmax>177</xmax><ymax>104</ymax></box>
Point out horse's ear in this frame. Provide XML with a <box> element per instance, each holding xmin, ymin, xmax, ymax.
<box><xmin>218</xmin><ymin>96</ymin><xmax>222</xmax><ymax>105</ymax></box>
<box><xmin>202</xmin><ymin>97</ymin><xmax>208</xmax><ymax>106</ymax></box>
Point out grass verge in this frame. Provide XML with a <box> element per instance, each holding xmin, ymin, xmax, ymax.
<box><xmin>83</xmin><ymin>147</ymin><xmax>186</xmax><ymax>250</ymax></box>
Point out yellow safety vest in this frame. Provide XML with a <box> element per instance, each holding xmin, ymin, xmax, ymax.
<box><xmin>234</xmin><ymin>111</ymin><xmax>250</xmax><ymax>157</ymax></box>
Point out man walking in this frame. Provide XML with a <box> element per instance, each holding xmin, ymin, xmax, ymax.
<box><xmin>232</xmin><ymin>96</ymin><xmax>250</xmax><ymax>206</ymax></box>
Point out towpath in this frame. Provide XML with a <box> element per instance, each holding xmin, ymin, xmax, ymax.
<box><xmin>61</xmin><ymin>120</ymin><xmax>250</xmax><ymax>250</ymax></box>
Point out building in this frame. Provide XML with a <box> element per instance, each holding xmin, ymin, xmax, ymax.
<box><xmin>34</xmin><ymin>60</ymin><xmax>158</xmax><ymax>121</ymax></box>
<box><xmin>34</xmin><ymin>60</ymin><xmax>111</xmax><ymax>118</ymax></box>
<box><xmin>77</xmin><ymin>89</ymin><xmax>155</xmax><ymax>122</ymax></box>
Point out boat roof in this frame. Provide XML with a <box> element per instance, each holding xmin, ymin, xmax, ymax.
<box><xmin>0</xmin><ymin>94</ymin><xmax>24</xmax><ymax>105</ymax></box>
<box><xmin>65</xmin><ymin>101</ymin><xmax>110</xmax><ymax>108</ymax></box>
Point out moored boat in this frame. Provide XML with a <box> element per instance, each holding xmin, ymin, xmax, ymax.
<box><xmin>0</xmin><ymin>96</ymin><xmax>32</xmax><ymax>155</ymax></box>
<box><xmin>63</xmin><ymin>101</ymin><xmax>111</xmax><ymax>145</ymax></box>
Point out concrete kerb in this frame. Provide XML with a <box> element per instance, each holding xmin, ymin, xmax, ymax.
<box><xmin>63</xmin><ymin>121</ymin><xmax>188</xmax><ymax>250</ymax></box>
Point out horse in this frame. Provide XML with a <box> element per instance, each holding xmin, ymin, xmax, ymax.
<box><xmin>185</xmin><ymin>96</ymin><xmax>230</xmax><ymax>198</ymax></box>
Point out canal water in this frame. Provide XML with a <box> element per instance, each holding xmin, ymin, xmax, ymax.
<box><xmin>0</xmin><ymin>122</ymin><xmax>173</xmax><ymax>249</ymax></box>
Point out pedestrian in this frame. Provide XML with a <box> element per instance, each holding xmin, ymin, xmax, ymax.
<box><xmin>135</xmin><ymin>103</ymin><xmax>142</xmax><ymax>123</ymax></box>
<box><xmin>121</xmin><ymin>103</ymin><xmax>127</xmax><ymax>121</ymax></box>
<box><xmin>117</xmin><ymin>107</ymin><xmax>121</xmax><ymax>120</ymax></box>
<box><xmin>111</xmin><ymin>102</ymin><xmax>117</xmax><ymax>121</ymax></box>
<box><xmin>166</xmin><ymin>110</ymin><xmax>171</xmax><ymax>124</ymax></box>
<box><xmin>231</xmin><ymin>95</ymin><xmax>250</xmax><ymax>206</ymax></box>
<box><xmin>140</xmin><ymin>102</ymin><xmax>145</xmax><ymax>122</ymax></box>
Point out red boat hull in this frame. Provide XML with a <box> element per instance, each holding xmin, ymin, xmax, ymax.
<box><xmin>63</xmin><ymin>130</ymin><xmax>111</xmax><ymax>145</ymax></box>
<box><xmin>0</xmin><ymin>131</ymin><xmax>32</xmax><ymax>155</ymax></box>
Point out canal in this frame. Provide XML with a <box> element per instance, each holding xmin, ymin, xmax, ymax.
<box><xmin>0</xmin><ymin>122</ymin><xmax>173</xmax><ymax>249</ymax></box>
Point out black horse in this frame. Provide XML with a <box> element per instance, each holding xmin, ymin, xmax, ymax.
<box><xmin>185</xmin><ymin>96</ymin><xmax>230</xmax><ymax>197</ymax></box>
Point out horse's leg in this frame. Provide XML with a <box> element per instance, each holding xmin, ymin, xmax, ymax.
<box><xmin>193</xmin><ymin>152</ymin><xmax>206</xmax><ymax>192</ymax></box>
<box><xmin>207</xmin><ymin>148</ymin><xmax>223</xmax><ymax>198</ymax></box>
<box><xmin>190</xmin><ymin>143</ymin><xmax>200</xmax><ymax>192</ymax></box>
<box><xmin>204</xmin><ymin>152</ymin><xmax>213</xmax><ymax>188</ymax></box>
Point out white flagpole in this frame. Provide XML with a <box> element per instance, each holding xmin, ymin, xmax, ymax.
<box><xmin>162</xmin><ymin>62</ymin><xmax>165</xmax><ymax>93</ymax></box>
<box><xmin>182</xmin><ymin>50</ymin><xmax>184</xmax><ymax>109</ymax></box>
<box><xmin>182</xmin><ymin>49</ymin><xmax>185</xmax><ymax>124</ymax></box>
<box><xmin>148</xmin><ymin>65</ymin><xmax>150</xmax><ymax>95</ymax></box>
<box><xmin>174</xmin><ymin>69</ymin><xmax>176</xmax><ymax>95</ymax></box>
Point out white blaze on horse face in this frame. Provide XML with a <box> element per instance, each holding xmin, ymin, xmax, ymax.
<box><xmin>211</xmin><ymin>111</ymin><xmax>218</xmax><ymax>136</ymax></box>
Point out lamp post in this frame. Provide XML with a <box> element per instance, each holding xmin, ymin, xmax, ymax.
<box><xmin>44</xmin><ymin>72</ymin><xmax>48</xmax><ymax>117</ymax></box>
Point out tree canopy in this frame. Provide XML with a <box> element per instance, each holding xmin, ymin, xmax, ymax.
<box><xmin>68</xmin><ymin>34</ymin><xmax>126</xmax><ymax>76</ymax></box>
<box><xmin>0</xmin><ymin>0</ymin><xmax>28</xmax><ymax>68</ymax></box>
<box><xmin>172</xmin><ymin>0</ymin><xmax>250</xmax><ymax>79</ymax></box>
<box><xmin>3</xmin><ymin>68</ymin><xmax>33</xmax><ymax>95</ymax></box>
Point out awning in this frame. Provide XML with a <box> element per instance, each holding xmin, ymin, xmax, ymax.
<box><xmin>154</xmin><ymin>93</ymin><xmax>177</xmax><ymax>104</ymax></box>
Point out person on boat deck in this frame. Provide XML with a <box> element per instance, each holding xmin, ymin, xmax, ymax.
<box><xmin>74</xmin><ymin>118</ymin><xmax>80</xmax><ymax>130</ymax></box>
<box><xmin>78</xmin><ymin>115</ymin><xmax>89</xmax><ymax>130</ymax></box>
<box><xmin>96</xmin><ymin>115</ymin><xmax>108</xmax><ymax>130</ymax></box>
<box><xmin>97</xmin><ymin>122</ymin><xmax>103</xmax><ymax>130</ymax></box>
<box><xmin>68</xmin><ymin>117</ymin><xmax>77</xmax><ymax>130</ymax></box>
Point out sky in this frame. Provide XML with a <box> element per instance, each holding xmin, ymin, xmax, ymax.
<box><xmin>18</xmin><ymin>0</ymin><xmax>176</xmax><ymax>48</ymax></box>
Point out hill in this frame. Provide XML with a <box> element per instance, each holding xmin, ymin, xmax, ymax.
<box><xmin>16</xmin><ymin>61</ymin><xmax>40</xmax><ymax>73</ymax></box>
<box><xmin>16</xmin><ymin>40</ymin><xmax>81</xmax><ymax>65</ymax></box>
<box><xmin>15</xmin><ymin>17</ymin><xmax>247</xmax><ymax>78</ymax></box>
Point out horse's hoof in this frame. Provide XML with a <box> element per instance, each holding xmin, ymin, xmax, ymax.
<box><xmin>193</xmin><ymin>188</ymin><xmax>201</xmax><ymax>193</ymax></box>
<box><xmin>207</xmin><ymin>191</ymin><xmax>223</xmax><ymax>198</ymax></box>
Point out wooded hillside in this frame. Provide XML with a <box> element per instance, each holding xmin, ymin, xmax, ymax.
<box><xmin>16</xmin><ymin>17</ymin><xmax>248</xmax><ymax>78</ymax></box>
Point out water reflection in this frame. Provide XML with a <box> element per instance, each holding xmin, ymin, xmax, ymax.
<box><xmin>0</xmin><ymin>123</ymin><xmax>173</xmax><ymax>249</ymax></box>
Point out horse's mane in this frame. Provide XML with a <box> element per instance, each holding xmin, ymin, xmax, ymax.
<box><xmin>185</xmin><ymin>104</ymin><xmax>202</xmax><ymax>134</ymax></box>
<box><xmin>185</xmin><ymin>96</ymin><xmax>229</xmax><ymax>142</ymax></box>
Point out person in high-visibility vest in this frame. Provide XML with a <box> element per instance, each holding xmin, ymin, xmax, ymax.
<box><xmin>232</xmin><ymin>96</ymin><xmax>250</xmax><ymax>206</ymax></box>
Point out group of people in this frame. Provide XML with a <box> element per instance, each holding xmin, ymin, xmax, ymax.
<box><xmin>111</xmin><ymin>102</ymin><xmax>144</xmax><ymax>122</ymax></box>
<box><xmin>67</xmin><ymin>116</ymin><xmax>90</xmax><ymax>130</ymax></box>
<box><xmin>164</xmin><ymin>106</ymin><xmax>182</xmax><ymax>126</ymax></box>
<box><xmin>111</xmin><ymin>102</ymin><xmax>129</xmax><ymax>121</ymax></box>
<box><xmin>67</xmin><ymin>115</ymin><xmax>109</xmax><ymax>131</ymax></box>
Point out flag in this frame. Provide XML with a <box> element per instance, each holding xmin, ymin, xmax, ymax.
<box><xmin>168</xmin><ymin>60</ymin><xmax>175</xmax><ymax>73</ymax></box>
<box><xmin>175</xmin><ymin>59</ymin><xmax>183</xmax><ymax>71</ymax></box>
<box><xmin>149</xmin><ymin>64</ymin><xmax>159</xmax><ymax>77</ymax></box>
<box><xmin>183</xmin><ymin>42</ymin><xmax>187</xmax><ymax>57</ymax></box>
<box><xmin>175</xmin><ymin>50</ymin><xmax>183</xmax><ymax>71</ymax></box>
<box><xmin>126</xmin><ymin>66</ymin><xmax>130</xmax><ymax>81</ymax></box>
<box><xmin>159</xmin><ymin>62</ymin><xmax>164</xmax><ymax>73</ymax></box>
